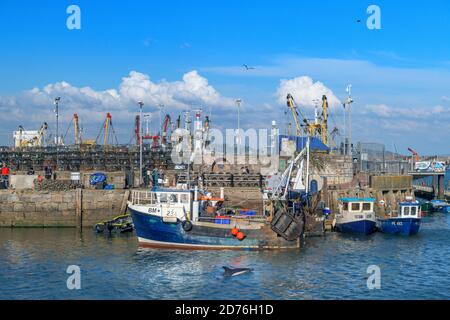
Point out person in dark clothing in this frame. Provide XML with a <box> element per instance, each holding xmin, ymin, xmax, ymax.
<box><xmin>151</xmin><ymin>169</ymin><xmax>159</xmax><ymax>188</ymax></box>
<box><xmin>44</xmin><ymin>166</ymin><xmax>52</xmax><ymax>180</ymax></box>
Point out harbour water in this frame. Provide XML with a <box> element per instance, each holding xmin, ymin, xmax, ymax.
<box><xmin>1</xmin><ymin>212</ymin><xmax>449</xmax><ymax>300</ymax></box>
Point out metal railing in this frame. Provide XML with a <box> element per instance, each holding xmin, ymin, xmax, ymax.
<box><xmin>131</xmin><ymin>190</ymin><xmax>157</xmax><ymax>205</ymax></box>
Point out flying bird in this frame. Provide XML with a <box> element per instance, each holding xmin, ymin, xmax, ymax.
<box><xmin>356</xmin><ymin>19</ymin><xmax>361</xmax><ymax>23</ymax></box>
<box><xmin>243</xmin><ymin>64</ymin><xmax>255</xmax><ymax>70</ymax></box>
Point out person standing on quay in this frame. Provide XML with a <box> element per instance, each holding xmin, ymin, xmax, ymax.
<box><xmin>1</xmin><ymin>163</ymin><xmax>10</xmax><ymax>188</ymax></box>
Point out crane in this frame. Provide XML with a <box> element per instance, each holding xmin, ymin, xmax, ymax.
<box><xmin>286</xmin><ymin>93</ymin><xmax>308</xmax><ymax>136</ymax></box>
<box><xmin>103</xmin><ymin>113</ymin><xmax>112</xmax><ymax>146</ymax></box>
<box><xmin>16</xmin><ymin>123</ymin><xmax>47</xmax><ymax>148</ymax></box>
<box><xmin>161</xmin><ymin>114</ymin><xmax>172</xmax><ymax>146</ymax></box>
<box><xmin>408</xmin><ymin>148</ymin><xmax>420</xmax><ymax>162</ymax></box>
<box><xmin>35</xmin><ymin>122</ymin><xmax>48</xmax><ymax>146</ymax></box>
<box><xmin>73</xmin><ymin>114</ymin><xmax>81</xmax><ymax>145</ymax></box>
<box><xmin>95</xmin><ymin>113</ymin><xmax>118</xmax><ymax>148</ymax></box>
<box><xmin>303</xmin><ymin>95</ymin><xmax>329</xmax><ymax>145</ymax></box>
<box><xmin>135</xmin><ymin>114</ymin><xmax>161</xmax><ymax>149</ymax></box>
<box><xmin>286</xmin><ymin>94</ymin><xmax>330</xmax><ymax>146</ymax></box>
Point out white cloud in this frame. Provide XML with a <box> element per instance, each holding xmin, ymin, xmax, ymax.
<box><xmin>431</xmin><ymin>105</ymin><xmax>446</xmax><ymax>114</ymax></box>
<box><xmin>1</xmin><ymin>70</ymin><xmax>235</xmax><ymax>121</ymax></box>
<box><xmin>0</xmin><ymin>70</ymin><xmax>238</xmax><ymax>142</ymax></box>
<box><xmin>118</xmin><ymin>70</ymin><xmax>235</xmax><ymax>109</ymax></box>
<box><xmin>364</xmin><ymin>104</ymin><xmax>393</xmax><ymax>117</ymax></box>
<box><xmin>275</xmin><ymin>76</ymin><xmax>341</xmax><ymax>109</ymax></box>
<box><xmin>363</xmin><ymin>103</ymin><xmax>450</xmax><ymax>119</ymax></box>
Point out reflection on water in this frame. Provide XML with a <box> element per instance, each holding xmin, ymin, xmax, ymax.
<box><xmin>1</xmin><ymin>213</ymin><xmax>450</xmax><ymax>300</ymax></box>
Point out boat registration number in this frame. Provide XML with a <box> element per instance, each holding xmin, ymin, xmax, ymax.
<box><xmin>148</xmin><ymin>207</ymin><xmax>161</xmax><ymax>214</ymax></box>
<box><xmin>165</xmin><ymin>209</ymin><xmax>176</xmax><ymax>216</ymax></box>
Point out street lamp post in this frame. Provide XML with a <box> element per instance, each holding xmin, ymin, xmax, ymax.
<box><xmin>54</xmin><ymin>97</ymin><xmax>61</xmax><ymax>169</ymax></box>
<box><xmin>346</xmin><ymin>84</ymin><xmax>353</xmax><ymax>157</ymax></box>
<box><xmin>138</xmin><ymin>101</ymin><xmax>144</xmax><ymax>187</ymax></box>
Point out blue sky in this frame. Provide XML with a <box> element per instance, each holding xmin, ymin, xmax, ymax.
<box><xmin>0</xmin><ymin>0</ymin><xmax>449</xmax><ymax>154</ymax></box>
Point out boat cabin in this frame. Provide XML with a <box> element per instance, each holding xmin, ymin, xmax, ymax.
<box><xmin>130</xmin><ymin>189</ymin><xmax>194</xmax><ymax>222</ymax></box>
<box><xmin>339</xmin><ymin>198</ymin><xmax>375</xmax><ymax>214</ymax></box>
<box><xmin>397</xmin><ymin>202</ymin><xmax>421</xmax><ymax>218</ymax></box>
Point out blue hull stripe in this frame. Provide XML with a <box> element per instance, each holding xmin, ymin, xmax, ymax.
<box><xmin>378</xmin><ymin>218</ymin><xmax>421</xmax><ymax>235</ymax></box>
<box><xmin>129</xmin><ymin>208</ymin><xmax>298</xmax><ymax>249</ymax></box>
<box><xmin>336</xmin><ymin>220</ymin><xmax>377</xmax><ymax>235</ymax></box>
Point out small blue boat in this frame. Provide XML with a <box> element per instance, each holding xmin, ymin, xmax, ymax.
<box><xmin>430</xmin><ymin>200</ymin><xmax>450</xmax><ymax>213</ymax></box>
<box><xmin>335</xmin><ymin>198</ymin><xmax>377</xmax><ymax>235</ymax></box>
<box><xmin>377</xmin><ymin>201</ymin><xmax>421</xmax><ymax>236</ymax></box>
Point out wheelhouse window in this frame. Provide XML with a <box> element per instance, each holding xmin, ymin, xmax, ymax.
<box><xmin>343</xmin><ymin>202</ymin><xmax>349</xmax><ymax>211</ymax></box>
<box><xmin>362</xmin><ymin>203</ymin><xmax>372</xmax><ymax>211</ymax></box>
<box><xmin>403</xmin><ymin>206</ymin><xmax>410</xmax><ymax>216</ymax></box>
<box><xmin>169</xmin><ymin>194</ymin><xmax>178</xmax><ymax>203</ymax></box>
<box><xmin>410</xmin><ymin>206</ymin><xmax>417</xmax><ymax>216</ymax></box>
<box><xmin>158</xmin><ymin>193</ymin><xmax>168</xmax><ymax>203</ymax></box>
<box><xmin>180</xmin><ymin>194</ymin><xmax>189</xmax><ymax>204</ymax></box>
<box><xmin>351</xmin><ymin>203</ymin><xmax>361</xmax><ymax>211</ymax></box>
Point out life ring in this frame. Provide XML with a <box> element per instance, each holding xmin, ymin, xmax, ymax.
<box><xmin>182</xmin><ymin>220</ymin><xmax>193</xmax><ymax>232</ymax></box>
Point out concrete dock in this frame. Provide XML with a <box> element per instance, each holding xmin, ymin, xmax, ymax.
<box><xmin>0</xmin><ymin>189</ymin><xmax>128</xmax><ymax>227</ymax></box>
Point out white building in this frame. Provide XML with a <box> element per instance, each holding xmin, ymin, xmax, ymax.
<box><xmin>13</xmin><ymin>130</ymin><xmax>40</xmax><ymax>148</ymax></box>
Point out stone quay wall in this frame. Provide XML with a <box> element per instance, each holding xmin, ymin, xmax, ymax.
<box><xmin>0</xmin><ymin>189</ymin><xmax>129</xmax><ymax>228</ymax></box>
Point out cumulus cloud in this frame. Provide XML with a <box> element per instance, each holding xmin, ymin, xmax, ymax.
<box><xmin>0</xmin><ymin>70</ymin><xmax>239</xmax><ymax>143</ymax></box>
<box><xmin>276</xmin><ymin>76</ymin><xmax>341</xmax><ymax>109</ymax></box>
<box><xmin>0</xmin><ymin>70</ymin><xmax>235</xmax><ymax>123</ymax></box>
<box><xmin>119</xmin><ymin>71</ymin><xmax>235</xmax><ymax>109</ymax></box>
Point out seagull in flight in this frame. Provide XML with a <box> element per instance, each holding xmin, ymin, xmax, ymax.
<box><xmin>243</xmin><ymin>64</ymin><xmax>255</xmax><ymax>70</ymax></box>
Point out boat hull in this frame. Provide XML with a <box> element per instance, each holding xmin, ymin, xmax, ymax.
<box><xmin>335</xmin><ymin>220</ymin><xmax>377</xmax><ymax>235</ymax></box>
<box><xmin>129</xmin><ymin>207</ymin><xmax>300</xmax><ymax>250</ymax></box>
<box><xmin>435</xmin><ymin>206</ymin><xmax>450</xmax><ymax>213</ymax></box>
<box><xmin>378</xmin><ymin>218</ymin><xmax>421</xmax><ymax>236</ymax></box>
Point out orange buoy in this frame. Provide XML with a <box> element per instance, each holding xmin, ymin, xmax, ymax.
<box><xmin>231</xmin><ymin>227</ymin><xmax>239</xmax><ymax>236</ymax></box>
<box><xmin>236</xmin><ymin>232</ymin><xmax>246</xmax><ymax>241</ymax></box>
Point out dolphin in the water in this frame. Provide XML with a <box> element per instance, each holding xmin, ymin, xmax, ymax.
<box><xmin>223</xmin><ymin>266</ymin><xmax>253</xmax><ymax>277</ymax></box>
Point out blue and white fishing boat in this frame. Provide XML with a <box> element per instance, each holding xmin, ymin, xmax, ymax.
<box><xmin>128</xmin><ymin>141</ymin><xmax>315</xmax><ymax>250</ymax></box>
<box><xmin>430</xmin><ymin>200</ymin><xmax>450</xmax><ymax>213</ymax></box>
<box><xmin>127</xmin><ymin>187</ymin><xmax>307</xmax><ymax>250</ymax></box>
<box><xmin>377</xmin><ymin>201</ymin><xmax>421</xmax><ymax>235</ymax></box>
<box><xmin>334</xmin><ymin>198</ymin><xmax>377</xmax><ymax>235</ymax></box>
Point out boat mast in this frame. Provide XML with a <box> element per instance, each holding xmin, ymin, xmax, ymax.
<box><xmin>306</xmin><ymin>136</ymin><xmax>310</xmax><ymax>194</ymax></box>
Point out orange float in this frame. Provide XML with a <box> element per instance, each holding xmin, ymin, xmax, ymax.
<box><xmin>231</xmin><ymin>227</ymin><xmax>239</xmax><ymax>236</ymax></box>
<box><xmin>236</xmin><ymin>232</ymin><xmax>246</xmax><ymax>241</ymax></box>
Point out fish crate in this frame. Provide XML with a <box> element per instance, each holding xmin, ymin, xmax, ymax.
<box><xmin>214</xmin><ymin>216</ymin><xmax>231</xmax><ymax>225</ymax></box>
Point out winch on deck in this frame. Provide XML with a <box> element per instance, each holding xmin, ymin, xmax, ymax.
<box><xmin>271</xmin><ymin>202</ymin><xmax>305</xmax><ymax>241</ymax></box>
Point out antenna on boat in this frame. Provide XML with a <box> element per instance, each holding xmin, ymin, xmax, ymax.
<box><xmin>345</xmin><ymin>84</ymin><xmax>353</xmax><ymax>156</ymax></box>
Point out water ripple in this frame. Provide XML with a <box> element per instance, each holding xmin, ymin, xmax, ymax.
<box><xmin>1</xmin><ymin>214</ymin><xmax>450</xmax><ymax>300</ymax></box>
